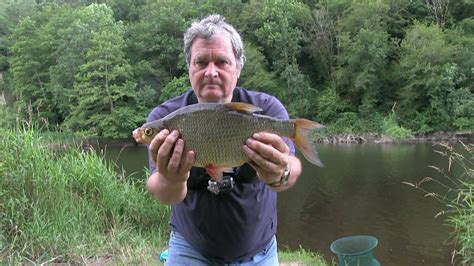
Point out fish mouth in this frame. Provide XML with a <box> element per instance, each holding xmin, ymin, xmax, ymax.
<box><xmin>132</xmin><ymin>128</ymin><xmax>145</xmax><ymax>144</ymax></box>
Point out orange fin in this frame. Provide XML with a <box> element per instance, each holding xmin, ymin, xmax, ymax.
<box><xmin>224</xmin><ymin>102</ymin><xmax>262</xmax><ymax>113</ymax></box>
<box><xmin>206</xmin><ymin>165</ymin><xmax>234</xmax><ymax>182</ymax></box>
<box><xmin>293</xmin><ymin>119</ymin><xmax>325</xmax><ymax>167</ymax></box>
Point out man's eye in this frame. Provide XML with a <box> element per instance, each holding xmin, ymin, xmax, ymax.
<box><xmin>216</xmin><ymin>60</ymin><xmax>229</xmax><ymax>67</ymax></box>
<box><xmin>195</xmin><ymin>61</ymin><xmax>206</xmax><ymax>67</ymax></box>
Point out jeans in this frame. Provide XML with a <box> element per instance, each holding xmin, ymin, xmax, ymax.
<box><xmin>165</xmin><ymin>231</ymin><xmax>279</xmax><ymax>266</ymax></box>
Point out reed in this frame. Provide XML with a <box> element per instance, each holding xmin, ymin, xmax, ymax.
<box><xmin>0</xmin><ymin>126</ymin><xmax>170</xmax><ymax>264</ymax></box>
<box><xmin>403</xmin><ymin>141</ymin><xmax>474</xmax><ymax>264</ymax></box>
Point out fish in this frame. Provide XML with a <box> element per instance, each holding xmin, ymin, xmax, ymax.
<box><xmin>132</xmin><ymin>102</ymin><xmax>325</xmax><ymax>181</ymax></box>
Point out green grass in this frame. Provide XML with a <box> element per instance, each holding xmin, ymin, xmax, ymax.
<box><xmin>279</xmin><ymin>246</ymin><xmax>333</xmax><ymax>265</ymax></box>
<box><xmin>0</xmin><ymin>126</ymin><xmax>170</xmax><ymax>264</ymax></box>
<box><xmin>0</xmin><ymin>126</ymin><xmax>330</xmax><ymax>264</ymax></box>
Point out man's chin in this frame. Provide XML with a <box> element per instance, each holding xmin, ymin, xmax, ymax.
<box><xmin>197</xmin><ymin>90</ymin><xmax>226</xmax><ymax>103</ymax></box>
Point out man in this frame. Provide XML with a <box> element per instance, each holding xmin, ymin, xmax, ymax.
<box><xmin>145</xmin><ymin>14</ymin><xmax>303</xmax><ymax>265</ymax></box>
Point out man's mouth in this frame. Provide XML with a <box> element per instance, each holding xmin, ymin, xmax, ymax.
<box><xmin>203</xmin><ymin>83</ymin><xmax>220</xmax><ymax>89</ymax></box>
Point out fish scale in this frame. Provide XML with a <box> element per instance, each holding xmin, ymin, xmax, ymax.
<box><xmin>164</xmin><ymin>106</ymin><xmax>295</xmax><ymax>167</ymax></box>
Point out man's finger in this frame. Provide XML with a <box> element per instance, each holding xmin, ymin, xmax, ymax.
<box><xmin>252</xmin><ymin>132</ymin><xmax>290</xmax><ymax>154</ymax></box>
<box><xmin>179</xmin><ymin>150</ymin><xmax>196</xmax><ymax>177</ymax></box>
<box><xmin>245</xmin><ymin>138</ymin><xmax>286</xmax><ymax>166</ymax></box>
<box><xmin>243</xmin><ymin>144</ymin><xmax>279</xmax><ymax>173</ymax></box>
<box><xmin>149</xmin><ymin>129</ymin><xmax>169</xmax><ymax>165</ymax></box>
<box><xmin>167</xmin><ymin>138</ymin><xmax>185</xmax><ymax>172</ymax></box>
<box><xmin>156</xmin><ymin>130</ymin><xmax>179</xmax><ymax>171</ymax></box>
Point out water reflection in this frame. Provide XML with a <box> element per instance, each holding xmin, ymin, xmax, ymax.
<box><xmin>278</xmin><ymin>143</ymin><xmax>453</xmax><ymax>265</ymax></box>
<box><xmin>101</xmin><ymin>142</ymin><xmax>463</xmax><ymax>265</ymax></box>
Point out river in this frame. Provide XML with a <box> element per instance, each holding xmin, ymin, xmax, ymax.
<box><xmin>99</xmin><ymin>141</ymin><xmax>469</xmax><ymax>265</ymax></box>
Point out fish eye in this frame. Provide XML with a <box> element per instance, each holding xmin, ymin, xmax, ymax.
<box><xmin>144</xmin><ymin>128</ymin><xmax>153</xmax><ymax>136</ymax></box>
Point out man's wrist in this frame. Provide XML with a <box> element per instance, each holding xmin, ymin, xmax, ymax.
<box><xmin>267</xmin><ymin>162</ymin><xmax>291</xmax><ymax>188</ymax></box>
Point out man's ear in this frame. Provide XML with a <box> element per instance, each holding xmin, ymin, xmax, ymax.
<box><xmin>236</xmin><ymin>65</ymin><xmax>242</xmax><ymax>79</ymax></box>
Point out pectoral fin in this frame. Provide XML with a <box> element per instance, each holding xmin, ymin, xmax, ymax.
<box><xmin>206</xmin><ymin>165</ymin><xmax>234</xmax><ymax>182</ymax></box>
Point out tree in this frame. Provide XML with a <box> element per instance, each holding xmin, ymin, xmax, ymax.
<box><xmin>125</xmin><ymin>0</ymin><xmax>193</xmax><ymax>95</ymax></box>
<box><xmin>0</xmin><ymin>0</ymin><xmax>38</xmax><ymax>71</ymax></box>
<box><xmin>45</xmin><ymin>5</ymin><xmax>95</xmax><ymax>122</ymax></box>
<box><xmin>10</xmin><ymin>6</ymin><xmax>59</xmax><ymax>124</ymax></box>
<box><xmin>335</xmin><ymin>0</ymin><xmax>391</xmax><ymax>116</ymax></box>
<box><xmin>238</xmin><ymin>43</ymin><xmax>279</xmax><ymax>95</ymax></box>
<box><xmin>304</xmin><ymin>4</ymin><xmax>337</xmax><ymax>83</ymax></box>
<box><xmin>63</xmin><ymin>4</ymin><xmax>140</xmax><ymax>138</ymax></box>
<box><xmin>255</xmin><ymin>0</ymin><xmax>308</xmax><ymax>73</ymax></box>
<box><xmin>425</xmin><ymin>0</ymin><xmax>450</xmax><ymax>27</ymax></box>
<box><xmin>252</xmin><ymin>0</ymin><xmax>319</xmax><ymax>118</ymax></box>
<box><xmin>396</xmin><ymin>22</ymin><xmax>470</xmax><ymax>132</ymax></box>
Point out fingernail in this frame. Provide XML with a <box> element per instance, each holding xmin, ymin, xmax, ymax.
<box><xmin>171</xmin><ymin>130</ymin><xmax>179</xmax><ymax>137</ymax></box>
<box><xmin>162</xmin><ymin>129</ymin><xmax>169</xmax><ymax>135</ymax></box>
<box><xmin>253</xmin><ymin>133</ymin><xmax>260</xmax><ymax>138</ymax></box>
<box><xmin>246</xmin><ymin>139</ymin><xmax>253</xmax><ymax>145</ymax></box>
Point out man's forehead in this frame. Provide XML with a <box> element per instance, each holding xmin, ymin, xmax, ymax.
<box><xmin>193</xmin><ymin>52</ymin><xmax>232</xmax><ymax>60</ymax></box>
<box><xmin>192</xmin><ymin>33</ymin><xmax>233</xmax><ymax>49</ymax></box>
<box><xmin>191</xmin><ymin>40</ymin><xmax>235</xmax><ymax>59</ymax></box>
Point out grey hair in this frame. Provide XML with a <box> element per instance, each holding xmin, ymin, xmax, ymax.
<box><xmin>184</xmin><ymin>14</ymin><xmax>246</xmax><ymax>68</ymax></box>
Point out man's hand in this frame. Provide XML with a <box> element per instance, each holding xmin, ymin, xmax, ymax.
<box><xmin>149</xmin><ymin>129</ymin><xmax>195</xmax><ymax>183</ymax></box>
<box><xmin>147</xmin><ymin>129</ymin><xmax>195</xmax><ymax>204</ymax></box>
<box><xmin>243</xmin><ymin>132</ymin><xmax>291</xmax><ymax>186</ymax></box>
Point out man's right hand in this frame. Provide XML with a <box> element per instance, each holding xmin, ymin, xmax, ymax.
<box><xmin>147</xmin><ymin>129</ymin><xmax>195</xmax><ymax>204</ymax></box>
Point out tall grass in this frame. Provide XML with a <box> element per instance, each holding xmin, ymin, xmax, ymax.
<box><xmin>404</xmin><ymin>141</ymin><xmax>474</xmax><ymax>265</ymax></box>
<box><xmin>0</xmin><ymin>126</ymin><xmax>170</xmax><ymax>264</ymax></box>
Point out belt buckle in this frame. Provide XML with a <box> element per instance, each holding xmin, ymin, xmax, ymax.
<box><xmin>207</xmin><ymin>176</ymin><xmax>235</xmax><ymax>195</ymax></box>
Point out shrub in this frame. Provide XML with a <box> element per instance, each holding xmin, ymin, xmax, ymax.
<box><xmin>381</xmin><ymin>107</ymin><xmax>413</xmax><ymax>140</ymax></box>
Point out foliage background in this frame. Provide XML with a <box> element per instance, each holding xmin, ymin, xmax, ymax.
<box><xmin>0</xmin><ymin>0</ymin><xmax>473</xmax><ymax>138</ymax></box>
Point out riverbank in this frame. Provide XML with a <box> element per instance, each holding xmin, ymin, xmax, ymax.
<box><xmin>318</xmin><ymin>131</ymin><xmax>473</xmax><ymax>144</ymax></box>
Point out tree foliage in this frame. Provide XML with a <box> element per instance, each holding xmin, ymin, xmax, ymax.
<box><xmin>63</xmin><ymin>4</ymin><xmax>141</xmax><ymax>138</ymax></box>
<box><xmin>1</xmin><ymin>0</ymin><xmax>473</xmax><ymax>138</ymax></box>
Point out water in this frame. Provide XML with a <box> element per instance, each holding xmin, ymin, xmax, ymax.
<box><xmin>100</xmin><ymin>141</ymin><xmax>467</xmax><ymax>265</ymax></box>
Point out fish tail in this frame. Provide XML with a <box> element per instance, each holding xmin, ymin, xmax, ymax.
<box><xmin>293</xmin><ymin>119</ymin><xmax>325</xmax><ymax>167</ymax></box>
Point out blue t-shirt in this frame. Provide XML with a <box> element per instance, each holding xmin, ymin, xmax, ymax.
<box><xmin>147</xmin><ymin>87</ymin><xmax>295</xmax><ymax>263</ymax></box>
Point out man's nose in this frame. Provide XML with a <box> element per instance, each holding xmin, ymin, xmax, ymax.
<box><xmin>204</xmin><ymin>62</ymin><xmax>218</xmax><ymax>78</ymax></box>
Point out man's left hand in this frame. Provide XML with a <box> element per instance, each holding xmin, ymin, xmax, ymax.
<box><xmin>243</xmin><ymin>132</ymin><xmax>290</xmax><ymax>185</ymax></box>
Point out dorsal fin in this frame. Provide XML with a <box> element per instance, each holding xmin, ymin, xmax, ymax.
<box><xmin>224</xmin><ymin>102</ymin><xmax>262</xmax><ymax>114</ymax></box>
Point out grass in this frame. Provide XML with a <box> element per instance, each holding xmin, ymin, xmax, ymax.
<box><xmin>404</xmin><ymin>141</ymin><xmax>474</xmax><ymax>265</ymax></box>
<box><xmin>279</xmin><ymin>246</ymin><xmax>334</xmax><ymax>265</ymax></box>
<box><xmin>0</xmin><ymin>126</ymin><xmax>170</xmax><ymax>264</ymax></box>
<box><xmin>0</xmin><ymin>126</ymin><xmax>329</xmax><ymax>264</ymax></box>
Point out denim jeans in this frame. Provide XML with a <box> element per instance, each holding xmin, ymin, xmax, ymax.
<box><xmin>165</xmin><ymin>231</ymin><xmax>279</xmax><ymax>266</ymax></box>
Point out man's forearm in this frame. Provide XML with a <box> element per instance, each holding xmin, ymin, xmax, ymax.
<box><xmin>147</xmin><ymin>171</ymin><xmax>188</xmax><ymax>205</ymax></box>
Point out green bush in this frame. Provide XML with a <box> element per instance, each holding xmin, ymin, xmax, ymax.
<box><xmin>330</xmin><ymin>112</ymin><xmax>359</xmax><ymax>133</ymax></box>
<box><xmin>0</xmin><ymin>127</ymin><xmax>170</xmax><ymax>264</ymax></box>
<box><xmin>381</xmin><ymin>111</ymin><xmax>413</xmax><ymax>140</ymax></box>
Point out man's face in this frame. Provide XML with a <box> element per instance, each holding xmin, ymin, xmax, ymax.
<box><xmin>189</xmin><ymin>33</ymin><xmax>241</xmax><ymax>103</ymax></box>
